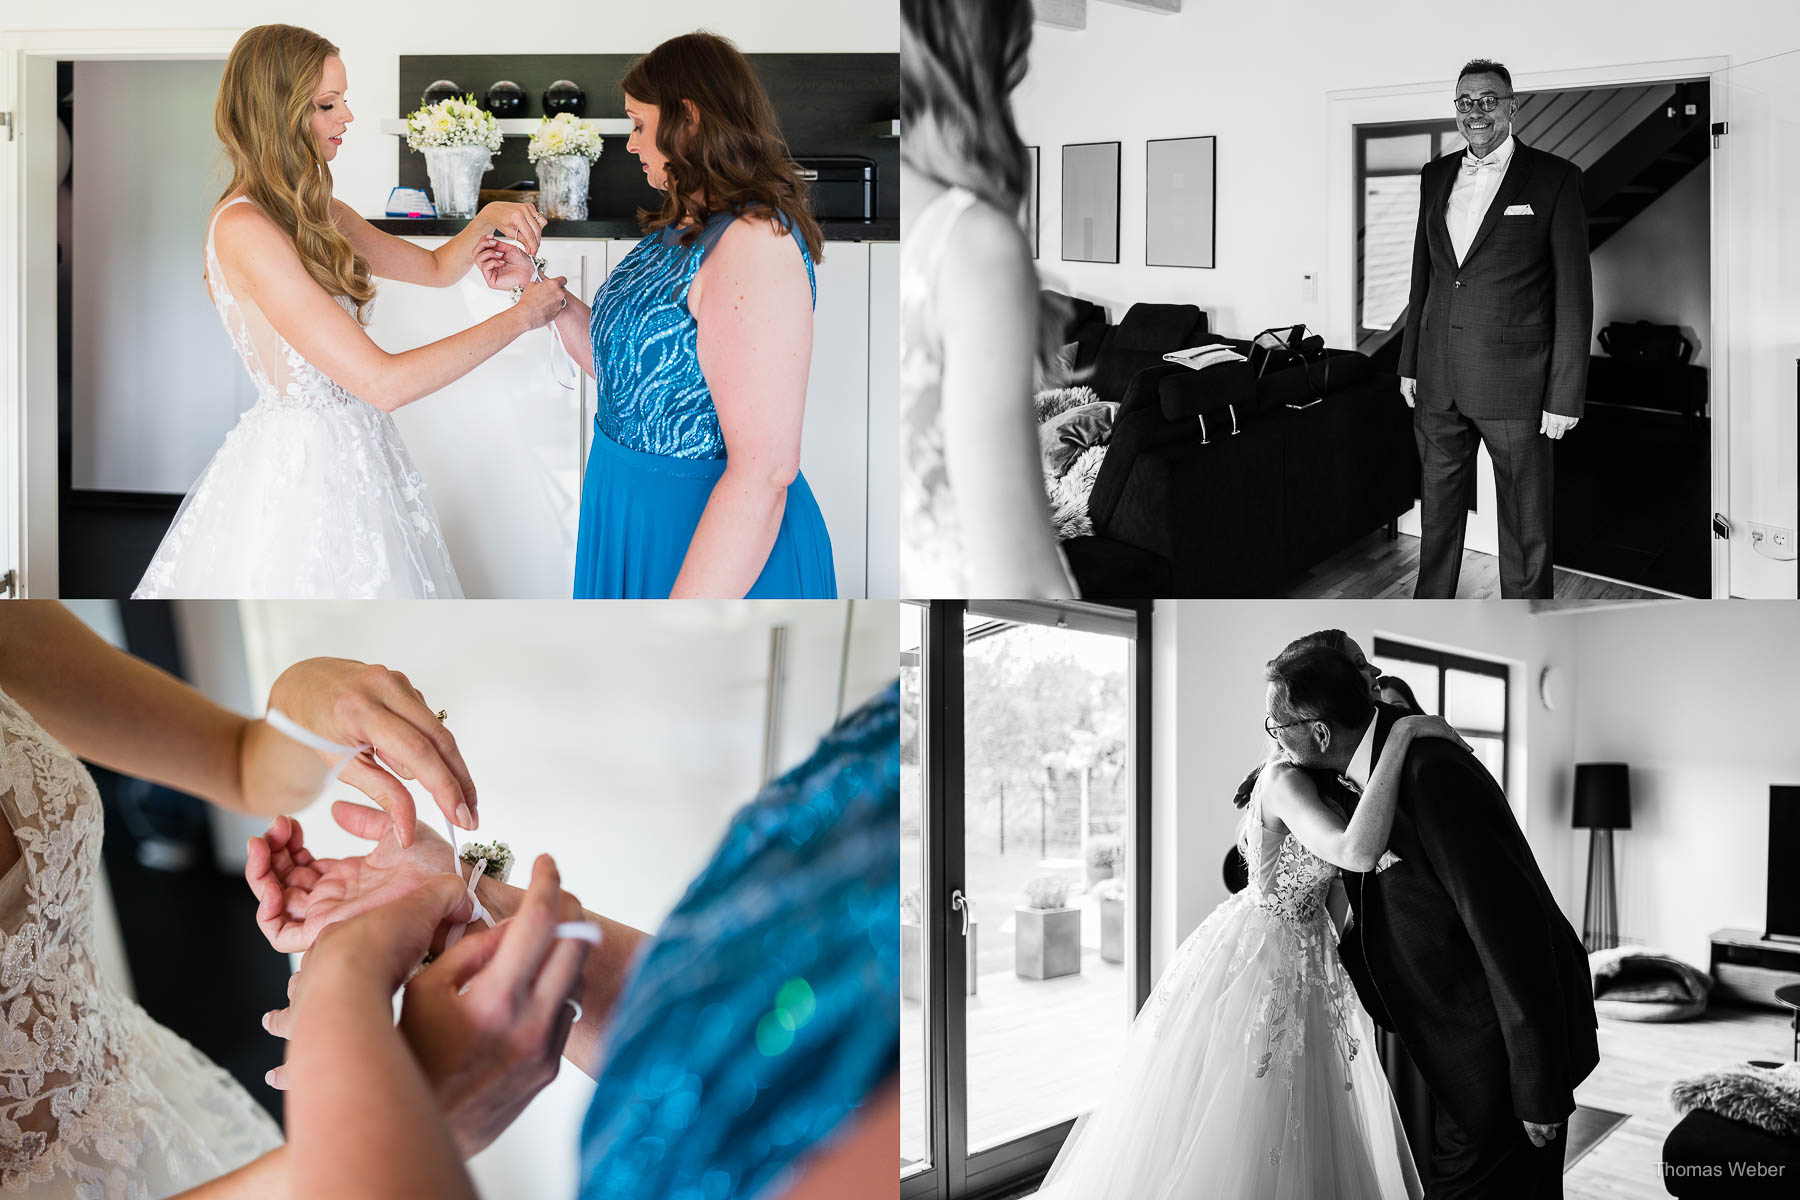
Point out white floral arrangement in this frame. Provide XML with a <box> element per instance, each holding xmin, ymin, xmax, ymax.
<box><xmin>528</xmin><ymin>112</ymin><xmax>604</xmax><ymax>163</ymax></box>
<box><xmin>404</xmin><ymin>95</ymin><xmax>503</xmax><ymax>154</ymax></box>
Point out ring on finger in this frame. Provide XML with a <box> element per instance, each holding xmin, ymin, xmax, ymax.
<box><xmin>564</xmin><ymin>997</ymin><xmax>583</xmax><ymax>1022</ymax></box>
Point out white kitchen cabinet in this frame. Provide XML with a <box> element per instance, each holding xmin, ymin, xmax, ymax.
<box><xmin>369</xmin><ymin>233</ymin><xmax>890</xmax><ymax>597</ymax></box>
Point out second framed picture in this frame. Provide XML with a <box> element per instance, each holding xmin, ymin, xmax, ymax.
<box><xmin>1146</xmin><ymin>135</ymin><xmax>1217</xmax><ymax>269</ymax></box>
<box><xmin>1062</xmin><ymin>141</ymin><xmax>1121</xmax><ymax>264</ymax></box>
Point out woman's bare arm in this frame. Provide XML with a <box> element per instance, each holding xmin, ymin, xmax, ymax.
<box><xmin>214</xmin><ymin>204</ymin><xmax>562</xmax><ymax>413</ymax></box>
<box><xmin>672</xmin><ymin>217</ymin><xmax>815</xmax><ymax>598</ymax></box>
<box><xmin>331</xmin><ymin>199</ymin><xmax>545</xmax><ymax>289</ymax></box>
<box><xmin>937</xmin><ymin>202</ymin><xmax>1074</xmax><ymax>598</ymax></box>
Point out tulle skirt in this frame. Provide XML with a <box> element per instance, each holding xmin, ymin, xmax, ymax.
<box><xmin>573</xmin><ymin>427</ymin><xmax>837</xmax><ymax>599</ymax></box>
<box><xmin>133</xmin><ymin>397</ymin><xmax>462</xmax><ymax>599</ymax></box>
<box><xmin>1037</xmin><ymin>892</ymin><xmax>1421</xmax><ymax>1200</ymax></box>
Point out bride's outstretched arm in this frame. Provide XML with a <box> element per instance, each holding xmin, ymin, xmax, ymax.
<box><xmin>0</xmin><ymin>603</ymin><xmax>477</xmax><ymax>845</ymax></box>
<box><xmin>1263</xmin><ymin>715</ymin><xmax>1467</xmax><ymax>871</ymax></box>
<box><xmin>213</xmin><ymin>204</ymin><xmax>565</xmax><ymax>412</ymax></box>
<box><xmin>332</xmin><ymin>198</ymin><xmax>547</xmax><ymax>287</ymax></box>
<box><xmin>474</xmin><ymin>235</ymin><xmax>596</xmax><ymax>379</ymax></box>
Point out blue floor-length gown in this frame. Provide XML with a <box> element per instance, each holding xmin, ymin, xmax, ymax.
<box><xmin>573</xmin><ymin>209</ymin><xmax>837</xmax><ymax>598</ymax></box>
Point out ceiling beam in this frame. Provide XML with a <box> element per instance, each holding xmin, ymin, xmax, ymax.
<box><xmin>1035</xmin><ymin>0</ymin><xmax>1087</xmax><ymax>31</ymax></box>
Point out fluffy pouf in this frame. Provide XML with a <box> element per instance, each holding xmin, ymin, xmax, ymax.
<box><xmin>1671</xmin><ymin>1063</ymin><xmax>1800</xmax><ymax>1138</ymax></box>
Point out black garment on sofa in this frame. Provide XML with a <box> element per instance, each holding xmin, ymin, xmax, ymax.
<box><xmin>1663</xmin><ymin>1107</ymin><xmax>1800</xmax><ymax>1197</ymax></box>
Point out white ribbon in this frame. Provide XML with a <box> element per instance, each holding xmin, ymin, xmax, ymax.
<box><xmin>511</xmin><ymin>244</ymin><xmax>579</xmax><ymax>391</ymax></box>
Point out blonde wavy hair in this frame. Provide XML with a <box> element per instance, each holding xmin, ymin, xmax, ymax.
<box><xmin>215</xmin><ymin>25</ymin><xmax>374</xmax><ymax>323</ymax></box>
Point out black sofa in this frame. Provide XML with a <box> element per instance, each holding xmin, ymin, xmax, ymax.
<box><xmin>1663</xmin><ymin>1106</ymin><xmax>1800</xmax><ymax>1197</ymax></box>
<box><xmin>1045</xmin><ymin>293</ymin><xmax>1418</xmax><ymax>598</ymax></box>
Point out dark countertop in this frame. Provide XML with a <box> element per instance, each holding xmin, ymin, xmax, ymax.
<box><xmin>369</xmin><ymin>216</ymin><xmax>898</xmax><ymax>242</ymax></box>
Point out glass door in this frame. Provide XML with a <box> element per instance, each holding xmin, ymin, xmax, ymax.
<box><xmin>1715</xmin><ymin>49</ymin><xmax>1800</xmax><ymax>598</ymax></box>
<box><xmin>902</xmin><ymin>601</ymin><xmax>1151</xmax><ymax>1200</ymax></box>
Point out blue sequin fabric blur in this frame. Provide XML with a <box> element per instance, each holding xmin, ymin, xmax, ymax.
<box><xmin>589</xmin><ymin>211</ymin><xmax>818</xmax><ymax>461</ymax></box>
<box><xmin>577</xmin><ymin>680</ymin><xmax>899</xmax><ymax>1200</ymax></box>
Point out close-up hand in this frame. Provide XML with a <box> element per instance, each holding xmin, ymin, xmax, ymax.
<box><xmin>1399</xmin><ymin>376</ymin><xmax>1417</xmax><ymax>408</ymax></box>
<box><xmin>246</xmin><ymin>802</ymin><xmax>455</xmax><ymax>955</ymax></box>
<box><xmin>399</xmin><ymin>854</ymin><xmax>591</xmax><ymax>1157</ymax></box>
<box><xmin>1540</xmin><ymin>410</ymin><xmax>1579</xmax><ymax>439</ymax></box>
<box><xmin>475</xmin><ymin>236</ymin><xmax>536</xmax><ymax>291</ymax></box>
<box><xmin>1522</xmin><ymin>1119</ymin><xmax>1563</xmax><ymax>1148</ymax></box>
<box><xmin>265</xmin><ymin>657</ymin><xmax>475</xmax><ymax>846</ymax></box>
<box><xmin>1397</xmin><ymin>713</ymin><xmax>1474</xmax><ymax>754</ymax></box>
<box><xmin>516</xmin><ymin>276</ymin><xmax>570</xmax><ymax>330</ymax></box>
<box><xmin>477</xmin><ymin>201</ymin><xmax>547</xmax><ymax>256</ymax></box>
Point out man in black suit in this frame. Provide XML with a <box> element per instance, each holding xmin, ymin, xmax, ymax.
<box><xmin>1399</xmin><ymin>59</ymin><xmax>1594</xmax><ymax>599</ymax></box>
<box><xmin>1265</xmin><ymin>643</ymin><xmax>1598</xmax><ymax>1197</ymax></box>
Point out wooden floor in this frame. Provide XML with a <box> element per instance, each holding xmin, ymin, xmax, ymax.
<box><xmin>1566</xmin><ymin>1004</ymin><xmax>1790</xmax><ymax>1200</ymax></box>
<box><xmin>1285</xmin><ymin>530</ymin><xmax>1675</xmax><ymax>600</ymax></box>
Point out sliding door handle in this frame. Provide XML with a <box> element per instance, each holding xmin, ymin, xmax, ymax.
<box><xmin>949</xmin><ymin>889</ymin><xmax>972</xmax><ymax>936</ymax></box>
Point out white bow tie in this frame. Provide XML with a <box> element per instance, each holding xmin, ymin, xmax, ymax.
<box><xmin>1463</xmin><ymin>154</ymin><xmax>1505</xmax><ymax>173</ymax></box>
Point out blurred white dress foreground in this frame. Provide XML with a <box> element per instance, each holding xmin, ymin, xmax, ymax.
<box><xmin>1037</xmin><ymin>788</ymin><xmax>1421</xmax><ymax>1200</ymax></box>
<box><xmin>135</xmin><ymin>196</ymin><xmax>461</xmax><ymax>599</ymax></box>
<box><xmin>0</xmin><ymin>684</ymin><xmax>281</xmax><ymax>1197</ymax></box>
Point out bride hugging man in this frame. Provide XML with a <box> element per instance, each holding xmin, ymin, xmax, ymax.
<box><xmin>0</xmin><ymin>603</ymin><xmax>893</xmax><ymax>1198</ymax></box>
<box><xmin>1038</xmin><ymin>630</ymin><xmax>1598</xmax><ymax>1200</ymax></box>
<box><xmin>136</xmin><ymin>23</ymin><xmax>834</xmax><ymax>600</ymax></box>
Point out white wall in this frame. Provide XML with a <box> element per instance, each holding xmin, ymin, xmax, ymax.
<box><xmin>20</xmin><ymin>0</ymin><xmax>896</xmax><ymax>219</ymax></box>
<box><xmin>70</xmin><ymin>58</ymin><xmax>256</xmax><ymax>492</ymax></box>
<box><xmin>1570</xmin><ymin>601</ymin><xmax>1800</xmax><ymax>967</ymax></box>
<box><xmin>1150</xmin><ymin>599</ymin><xmax>1578</xmax><ymax>979</ymax></box>
<box><xmin>1591</xmin><ymin>165</ymin><xmax>1711</xmax><ymax>369</ymax></box>
<box><xmin>175</xmin><ymin>598</ymin><xmax>895</xmax><ymax>1199</ymax></box>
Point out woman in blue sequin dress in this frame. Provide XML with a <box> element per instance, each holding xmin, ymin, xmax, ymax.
<box><xmin>212</xmin><ymin>681</ymin><xmax>901</xmax><ymax>1200</ymax></box>
<box><xmin>478</xmin><ymin>33</ymin><xmax>837</xmax><ymax>599</ymax></box>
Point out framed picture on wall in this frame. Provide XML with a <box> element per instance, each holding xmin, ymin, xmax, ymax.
<box><xmin>1146</xmin><ymin>135</ymin><xmax>1216</xmax><ymax>269</ymax></box>
<box><xmin>1062</xmin><ymin>141</ymin><xmax>1120</xmax><ymax>264</ymax></box>
<box><xmin>1024</xmin><ymin>145</ymin><xmax>1040</xmax><ymax>259</ymax></box>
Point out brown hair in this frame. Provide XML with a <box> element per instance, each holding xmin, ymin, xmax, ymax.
<box><xmin>621</xmin><ymin>31</ymin><xmax>824</xmax><ymax>262</ymax></box>
<box><xmin>900</xmin><ymin>0</ymin><xmax>1034</xmax><ymax>215</ymax></box>
<box><xmin>215</xmin><ymin>24</ymin><xmax>374</xmax><ymax>322</ymax></box>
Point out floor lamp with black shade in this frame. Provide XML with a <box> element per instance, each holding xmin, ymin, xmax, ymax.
<box><xmin>1575</xmin><ymin>762</ymin><xmax>1632</xmax><ymax>953</ymax></box>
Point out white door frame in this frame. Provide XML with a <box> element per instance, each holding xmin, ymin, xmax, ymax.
<box><xmin>0</xmin><ymin>28</ymin><xmax>237</xmax><ymax>598</ymax></box>
<box><xmin>1325</xmin><ymin>54</ymin><xmax>1733</xmax><ymax>598</ymax></box>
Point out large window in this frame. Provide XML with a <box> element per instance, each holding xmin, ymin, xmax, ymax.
<box><xmin>902</xmin><ymin>601</ymin><xmax>1151</xmax><ymax>1200</ymax></box>
<box><xmin>1354</xmin><ymin>121</ymin><xmax>1464</xmax><ymax>348</ymax></box>
<box><xmin>1370</xmin><ymin>637</ymin><xmax>1510</xmax><ymax>796</ymax></box>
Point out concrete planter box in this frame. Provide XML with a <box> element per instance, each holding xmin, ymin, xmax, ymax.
<box><xmin>901</xmin><ymin>918</ymin><xmax>978</xmax><ymax>999</ymax></box>
<box><xmin>1014</xmin><ymin>906</ymin><xmax>1082</xmax><ymax>980</ymax></box>
<box><xmin>1100</xmin><ymin>896</ymin><xmax>1125</xmax><ymax>964</ymax></box>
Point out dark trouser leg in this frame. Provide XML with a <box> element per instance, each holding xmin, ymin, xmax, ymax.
<box><xmin>1413</xmin><ymin>404</ymin><xmax>1481</xmax><ymax>598</ymax></box>
<box><xmin>1429</xmin><ymin>1104</ymin><xmax>1569</xmax><ymax>1200</ymax></box>
<box><xmin>1471</xmin><ymin>415</ymin><xmax>1555</xmax><ymax>599</ymax></box>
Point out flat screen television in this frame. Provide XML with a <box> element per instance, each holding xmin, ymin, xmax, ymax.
<box><xmin>1769</xmin><ymin>785</ymin><xmax>1800</xmax><ymax>943</ymax></box>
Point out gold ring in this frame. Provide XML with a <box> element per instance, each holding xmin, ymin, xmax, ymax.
<box><xmin>435</xmin><ymin>709</ymin><xmax>448</xmax><ymax>722</ymax></box>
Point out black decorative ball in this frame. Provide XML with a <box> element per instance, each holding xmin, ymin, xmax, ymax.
<box><xmin>422</xmin><ymin>79</ymin><xmax>462</xmax><ymax>106</ymax></box>
<box><xmin>543</xmin><ymin>80</ymin><xmax>587</xmax><ymax>117</ymax></box>
<box><xmin>483</xmin><ymin>80</ymin><xmax>528</xmax><ymax>118</ymax></box>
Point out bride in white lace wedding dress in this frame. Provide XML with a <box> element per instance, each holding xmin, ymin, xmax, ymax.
<box><xmin>1036</xmin><ymin>714</ymin><xmax>1467</xmax><ymax>1200</ymax></box>
<box><xmin>0</xmin><ymin>686</ymin><xmax>281</xmax><ymax>1197</ymax></box>
<box><xmin>134</xmin><ymin>23</ymin><xmax>565</xmax><ymax>599</ymax></box>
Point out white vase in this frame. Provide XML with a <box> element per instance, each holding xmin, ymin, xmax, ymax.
<box><xmin>535</xmin><ymin>153</ymin><xmax>593</xmax><ymax>220</ymax></box>
<box><xmin>422</xmin><ymin>144</ymin><xmax>492</xmax><ymax>219</ymax></box>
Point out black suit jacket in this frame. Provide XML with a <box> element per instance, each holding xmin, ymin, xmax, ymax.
<box><xmin>1397</xmin><ymin>139</ymin><xmax>1594</xmax><ymax>420</ymax></box>
<box><xmin>1316</xmin><ymin>705</ymin><xmax>1599</xmax><ymax>1140</ymax></box>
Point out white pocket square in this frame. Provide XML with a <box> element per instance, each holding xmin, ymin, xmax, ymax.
<box><xmin>1375</xmin><ymin>851</ymin><xmax>1403</xmax><ymax>873</ymax></box>
<box><xmin>1504</xmin><ymin>203</ymin><xmax>1535</xmax><ymax>216</ymax></box>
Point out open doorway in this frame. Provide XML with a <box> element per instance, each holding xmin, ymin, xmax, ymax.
<box><xmin>1353</xmin><ymin>76</ymin><xmax>1714</xmax><ymax>598</ymax></box>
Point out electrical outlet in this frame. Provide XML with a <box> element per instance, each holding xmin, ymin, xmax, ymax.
<box><xmin>1749</xmin><ymin>523</ymin><xmax>1798</xmax><ymax>560</ymax></box>
<box><xmin>1301</xmin><ymin>273</ymin><xmax>1317</xmax><ymax>302</ymax></box>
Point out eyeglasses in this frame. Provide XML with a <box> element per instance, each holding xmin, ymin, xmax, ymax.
<box><xmin>1454</xmin><ymin>94</ymin><xmax>1512</xmax><ymax>114</ymax></box>
<box><xmin>1265</xmin><ymin>714</ymin><xmax>1316</xmax><ymax>739</ymax></box>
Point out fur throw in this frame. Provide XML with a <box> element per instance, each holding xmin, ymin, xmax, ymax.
<box><xmin>1036</xmin><ymin>386</ymin><xmax>1112</xmax><ymax>539</ymax></box>
<box><xmin>1671</xmin><ymin>1062</ymin><xmax>1800</xmax><ymax>1138</ymax></box>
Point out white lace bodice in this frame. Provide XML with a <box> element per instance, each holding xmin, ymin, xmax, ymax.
<box><xmin>205</xmin><ymin>196</ymin><xmax>367</xmax><ymax>413</ymax></box>
<box><xmin>1240</xmin><ymin>787</ymin><xmax>1339</xmax><ymax>926</ymax></box>
<box><xmin>0</xmin><ymin>685</ymin><xmax>280</xmax><ymax>1195</ymax></box>
<box><xmin>899</xmin><ymin>187</ymin><xmax>977</xmax><ymax>597</ymax></box>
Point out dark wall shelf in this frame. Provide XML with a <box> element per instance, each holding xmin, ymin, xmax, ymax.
<box><xmin>397</xmin><ymin>53</ymin><xmax>898</xmax><ymax>223</ymax></box>
<box><xmin>368</xmin><ymin>216</ymin><xmax>897</xmax><ymax>242</ymax></box>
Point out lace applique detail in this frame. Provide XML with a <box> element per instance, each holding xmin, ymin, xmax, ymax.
<box><xmin>0</xmin><ymin>687</ymin><xmax>280</xmax><ymax>1194</ymax></box>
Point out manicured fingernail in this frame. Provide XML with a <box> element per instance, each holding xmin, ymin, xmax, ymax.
<box><xmin>456</xmin><ymin>802</ymin><xmax>474</xmax><ymax>829</ymax></box>
<box><xmin>262</xmin><ymin>1011</ymin><xmax>273</xmax><ymax>1032</ymax></box>
<box><xmin>264</xmin><ymin>1070</ymin><xmax>277</xmax><ymax>1086</ymax></box>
